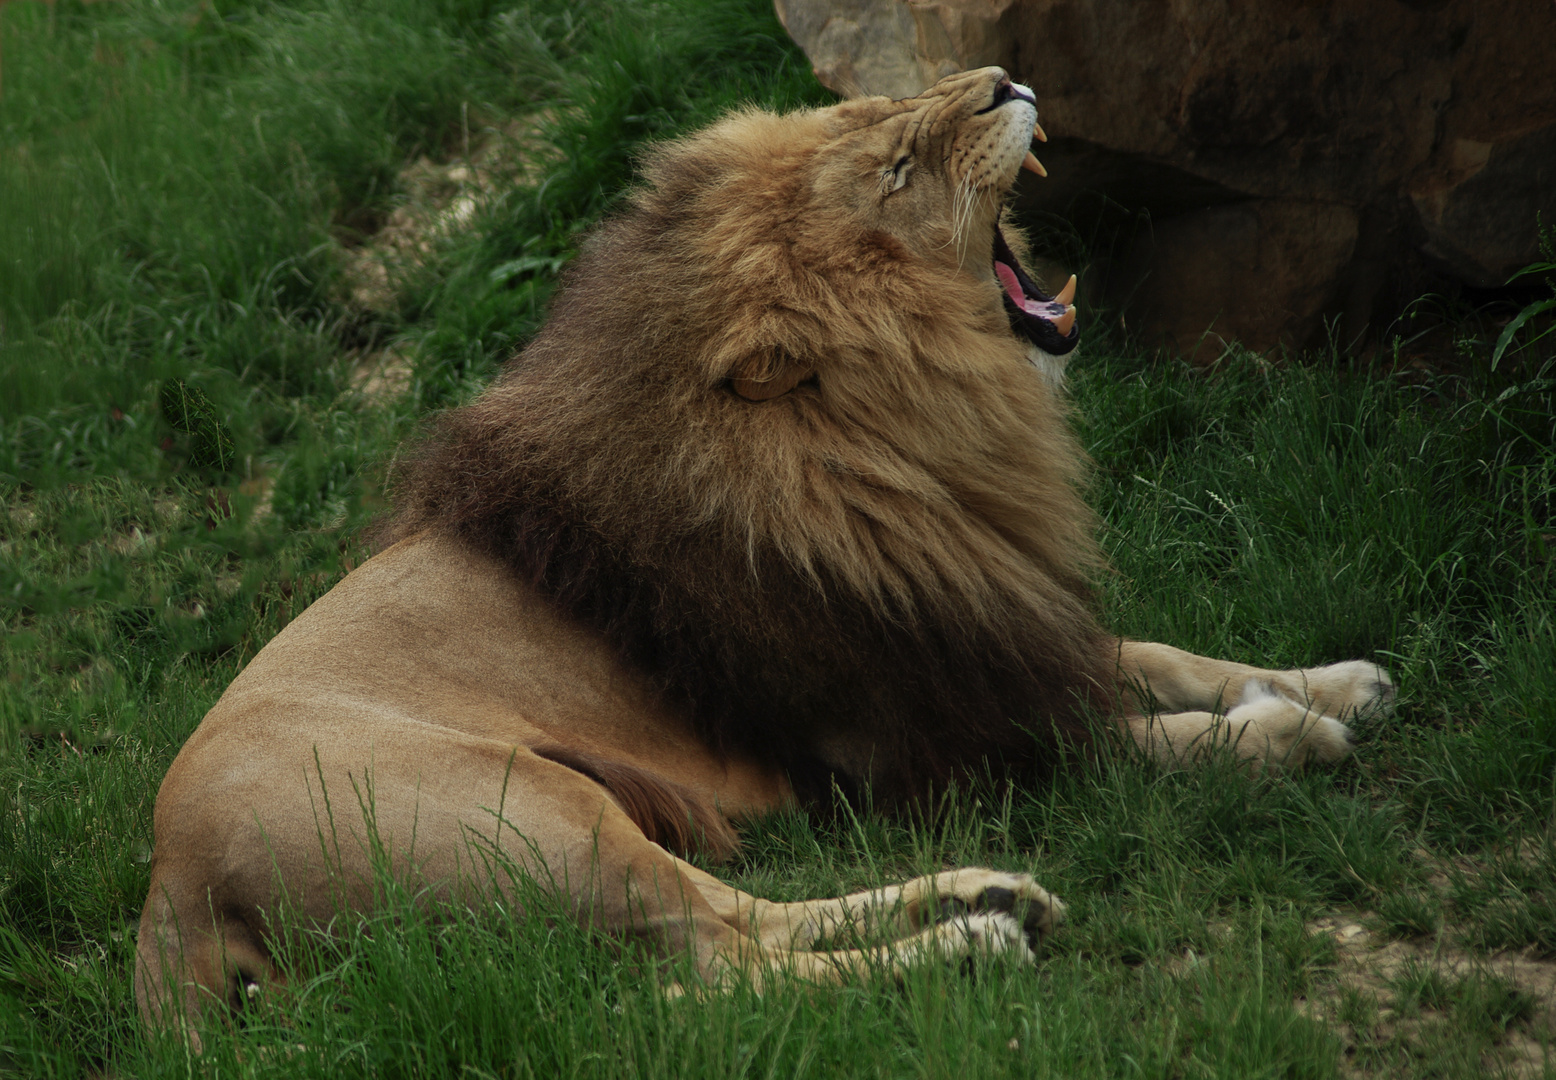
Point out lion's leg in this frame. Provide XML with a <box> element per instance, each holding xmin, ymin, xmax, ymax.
<box><xmin>1117</xmin><ymin>640</ymin><xmax>1395</xmax><ymax>720</ymax></box>
<box><xmin>671</xmin><ymin>859</ymin><xmax>1063</xmax><ymax>953</ymax></box>
<box><xmin>135</xmin><ymin>874</ymin><xmax>281</xmax><ymax>1053</ymax></box>
<box><xmin>669</xmin><ymin>863</ymin><xmax>1050</xmax><ymax>986</ymax></box>
<box><xmin>307</xmin><ymin>743</ymin><xmax>1048</xmax><ymax>988</ymax></box>
<box><xmin>707</xmin><ymin>909</ymin><xmax>1042</xmax><ymax>985</ymax></box>
<box><xmin>140</xmin><ymin>731</ymin><xmax>768</xmax><ymax>1035</ymax></box>
<box><xmin>138</xmin><ymin>725</ymin><xmax>1046</xmax><ymax>1041</ymax></box>
<box><xmin>1114</xmin><ymin>641</ymin><xmax>1395</xmax><ymax>771</ymax></box>
<box><xmin>1122</xmin><ymin>683</ymin><xmax>1357</xmax><ymax>770</ymax></box>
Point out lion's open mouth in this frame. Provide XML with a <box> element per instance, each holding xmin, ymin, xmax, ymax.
<box><xmin>993</xmin><ymin>227</ymin><xmax>1078</xmax><ymax>356</ymax></box>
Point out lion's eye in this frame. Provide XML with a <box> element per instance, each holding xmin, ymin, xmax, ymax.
<box><xmin>884</xmin><ymin>156</ymin><xmax>911</xmax><ymax>194</ymax></box>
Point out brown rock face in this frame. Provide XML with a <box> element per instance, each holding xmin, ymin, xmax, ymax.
<box><xmin>775</xmin><ymin>0</ymin><xmax>1556</xmax><ymax>355</ymax></box>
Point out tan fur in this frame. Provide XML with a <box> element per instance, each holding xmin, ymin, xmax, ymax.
<box><xmin>135</xmin><ymin>69</ymin><xmax>1395</xmax><ymax>1045</ymax></box>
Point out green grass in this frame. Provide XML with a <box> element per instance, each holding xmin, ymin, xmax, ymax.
<box><xmin>2</xmin><ymin>0</ymin><xmax>1555</xmax><ymax>1076</ymax></box>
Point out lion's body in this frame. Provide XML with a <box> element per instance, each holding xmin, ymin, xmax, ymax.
<box><xmin>376</xmin><ymin>101</ymin><xmax>1116</xmax><ymax>802</ymax></box>
<box><xmin>136</xmin><ymin>69</ymin><xmax>1393</xmax><ymax>1041</ymax></box>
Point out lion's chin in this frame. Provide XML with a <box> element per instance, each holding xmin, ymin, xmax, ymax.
<box><xmin>993</xmin><ymin>227</ymin><xmax>1078</xmax><ymax>357</ymax></box>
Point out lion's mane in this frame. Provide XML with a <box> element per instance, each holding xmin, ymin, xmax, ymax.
<box><xmin>381</xmin><ymin>105</ymin><xmax>1118</xmax><ymax>803</ymax></box>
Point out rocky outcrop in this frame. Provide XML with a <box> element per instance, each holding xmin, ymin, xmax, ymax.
<box><xmin>775</xmin><ymin>0</ymin><xmax>1556</xmax><ymax>356</ymax></box>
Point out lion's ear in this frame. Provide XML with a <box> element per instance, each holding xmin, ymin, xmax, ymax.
<box><xmin>728</xmin><ymin>349</ymin><xmax>815</xmax><ymax>402</ymax></box>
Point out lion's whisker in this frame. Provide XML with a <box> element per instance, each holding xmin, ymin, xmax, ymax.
<box><xmin>950</xmin><ymin>172</ymin><xmax>979</xmax><ymax>265</ymax></box>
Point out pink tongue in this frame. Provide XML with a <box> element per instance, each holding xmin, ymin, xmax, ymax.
<box><xmin>995</xmin><ymin>261</ymin><xmax>1048</xmax><ymax>316</ymax></box>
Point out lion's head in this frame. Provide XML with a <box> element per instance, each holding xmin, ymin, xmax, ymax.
<box><xmin>386</xmin><ymin>68</ymin><xmax>1115</xmax><ymax>801</ymax></box>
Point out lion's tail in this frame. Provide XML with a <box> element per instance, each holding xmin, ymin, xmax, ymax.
<box><xmin>531</xmin><ymin>745</ymin><xmax>740</xmax><ymax>862</ymax></box>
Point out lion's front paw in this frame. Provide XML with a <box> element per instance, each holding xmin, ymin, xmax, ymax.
<box><xmin>1289</xmin><ymin>660</ymin><xmax>1396</xmax><ymax>721</ymax></box>
<box><xmin>1230</xmin><ymin>682</ymin><xmax>1357</xmax><ymax>767</ymax></box>
<box><xmin>931</xmin><ymin>869</ymin><xmax>1065</xmax><ymax>953</ymax></box>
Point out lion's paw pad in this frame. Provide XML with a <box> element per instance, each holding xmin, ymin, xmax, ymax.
<box><xmin>932</xmin><ymin>872</ymin><xmax>1065</xmax><ymax>952</ymax></box>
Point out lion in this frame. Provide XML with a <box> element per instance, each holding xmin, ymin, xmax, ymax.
<box><xmin>135</xmin><ymin>67</ymin><xmax>1394</xmax><ymax>1042</ymax></box>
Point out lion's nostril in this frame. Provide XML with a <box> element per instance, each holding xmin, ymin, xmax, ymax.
<box><xmin>976</xmin><ymin>79</ymin><xmax>1017</xmax><ymax>115</ymax></box>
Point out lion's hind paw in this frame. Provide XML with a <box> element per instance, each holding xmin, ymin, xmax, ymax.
<box><xmin>930</xmin><ymin>911</ymin><xmax>1037</xmax><ymax>966</ymax></box>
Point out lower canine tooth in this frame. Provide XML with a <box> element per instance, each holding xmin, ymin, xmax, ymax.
<box><xmin>1052</xmin><ymin>306</ymin><xmax>1076</xmax><ymax>336</ymax></box>
<box><xmin>1022</xmin><ymin>151</ymin><xmax>1047</xmax><ymax>177</ymax></box>
<box><xmin>1056</xmin><ymin>274</ymin><xmax>1076</xmax><ymax>306</ymax></box>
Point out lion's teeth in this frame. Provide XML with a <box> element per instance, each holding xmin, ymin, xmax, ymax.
<box><xmin>1033</xmin><ymin>121</ymin><xmax>1048</xmax><ymax>143</ymax></box>
<box><xmin>1022</xmin><ymin>151</ymin><xmax>1047</xmax><ymax>177</ymax></box>
<box><xmin>1052</xmin><ymin>306</ymin><xmax>1075</xmax><ymax>336</ymax></box>
<box><xmin>1055</xmin><ymin>274</ymin><xmax>1076</xmax><ymax>306</ymax></box>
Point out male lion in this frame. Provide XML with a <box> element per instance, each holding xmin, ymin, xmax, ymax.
<box><xmin>136</xmin><ymin>68</ymin><xmax>1394</xmax><ymax>1039</ymax></box>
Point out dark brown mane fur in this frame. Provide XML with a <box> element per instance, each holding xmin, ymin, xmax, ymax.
<box><xmin>378</xmin><ymin>104</ymin><xmax>1120</xmax><ymax>804</ymax></box>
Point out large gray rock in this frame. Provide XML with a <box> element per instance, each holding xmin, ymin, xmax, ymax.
<box><xmin>775</xmin><ymin>0</ymin><xmax>1556</xmax><ymax>356</ymax></box>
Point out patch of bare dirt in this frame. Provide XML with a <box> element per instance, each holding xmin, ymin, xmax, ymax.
<box><xmin>347</xmin><ymin>348</ymin><xmax>414</xmax><ymax>407</ymax></box>
<box><xmin>339</xmin><ymin>115</ymin><xmax>558</xmax><ymax>314</ymax></box>
<box><xmin>332</xmin><ymin>115</ymin><xmax>558</xmax><ymax>413</ymax></box>
<box><xmin>1302</xmin><ymin>914</ymin><xmax>1556</xmax><ymax>1078</ymax></box>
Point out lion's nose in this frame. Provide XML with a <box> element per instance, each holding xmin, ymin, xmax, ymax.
<box><xmin>976</xmin><ymin>74</ymin><xmax>1035</xmax><ymax>115</ymax></box>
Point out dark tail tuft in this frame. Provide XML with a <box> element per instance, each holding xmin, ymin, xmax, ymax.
<box><xmin>532</xmin><ymin>745</ymin><xmax>740</xmax><ymax>862</ymax></box>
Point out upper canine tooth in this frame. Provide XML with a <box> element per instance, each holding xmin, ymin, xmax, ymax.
<box><xmin>1033</xmin><ymin>121</ymin><xmax>1048</xmax><ymax>143</ymax></box>
<box><xmin>1056</xmin><ymin>274</ymin><xmax>1076</xmax><ymax>306</ymax></box>
<box><xmin>1021</xmin><ymin>151</ymin><xmax>1047</xmax><ymax>177</ymax></box>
